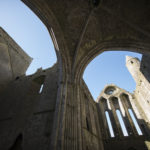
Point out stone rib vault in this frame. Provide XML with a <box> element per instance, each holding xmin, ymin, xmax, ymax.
<box><xmin>1</xmin><ymin>0</ymin><xmax>150</xmax><ymax>150</ymax></box>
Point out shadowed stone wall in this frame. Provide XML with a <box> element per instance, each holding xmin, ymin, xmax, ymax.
<box><xmin>80</xmin><ymin>81</ymin><xmax>104</xmax><ymax>150</ymax></box>
<box><xmin>0</xmin><ymin>64</ymin><xmax>59</xmax><ymax>150</ymax></box>
<box><xmin>0</xmin><ymin>27</ymin><xmax>32</xmax><ymax>91</ymax></box>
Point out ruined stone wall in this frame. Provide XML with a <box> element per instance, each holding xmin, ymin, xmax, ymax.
<box><xmin>0</xmin><ymin>27</ymin><xmax>32</xmax><ymax>91</ymax></box>
<box><xmin>1</xmin><ymin>14</ymin><xmax>150</xmax><ymax>150</ymax></box>
<box><xmin>0</xmin><ymin>64</ymin><xmax>59</xmax><ymax>150</ymax></box>
<box><xmin>126</xmin><ymin>56</ymin><xmax>150</xmax><ymax>125</ymax></box>
<box><xmin>19</xmin><ymin>1</ymin><xmax>150</xmax><ymax>149</ymax></box>
<box><xmin>96</xmin><ymin>84</ymin><xmax>150</xmax><ymax>150</ymax></box>
<box><xmin>135</xmin><ymin>57</ymin><xmax>150</xmax><ymax>125</ymax></box>
<box><xmin>80</xmin><ymin>81</ymin><xmax>104</xmax><ymax>150</ymax></box>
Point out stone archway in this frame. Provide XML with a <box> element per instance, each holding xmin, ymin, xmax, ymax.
<box><xmin>16</xmin><ymin>1</ymin><xmax>150</xmax><ymax>150</ymax></box>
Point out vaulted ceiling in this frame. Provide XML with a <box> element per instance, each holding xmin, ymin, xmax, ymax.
<box><xmin>22</xmin><ymin>0</ymin><xmax>150</xmax><ymax>78</ymax></box>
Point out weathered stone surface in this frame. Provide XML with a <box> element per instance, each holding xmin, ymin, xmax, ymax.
<box><xmin>0</xmin><ymin>27</ymin><xmax>32</xmax><ymax>91</ymax></box>
<box><xmin>1</xmin><ymin>1</ymin><xmax>150</xmax><ymax>150</ymax></box>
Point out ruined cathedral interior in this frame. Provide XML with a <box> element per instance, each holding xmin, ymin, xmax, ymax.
<box><xmin>1</xmin><ymin>0</ymin><xmax>150</xmax><ymax>150</ymax></box>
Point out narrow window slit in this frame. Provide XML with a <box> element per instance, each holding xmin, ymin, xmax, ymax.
<box><xmin>128</xmin><ymin>109</ymin><xmax>143</xmax><ymax>135</ymax></box>
<box><xmin>116</xmin><ymin>109</ymin><xmax>128</xmax><ymax>136</ymax></box>
<box><xmin>105</xmin><ymin>111</ymin><xmax>115</xmax><ymax>137</ymax></box>
<box><xmin>39</xmin><ymin>84</ymin><xmax>44</xmax><ymax>93</ymax></box>
<box><xmin>86</xmin><ymin>117</ymin><xmax>90</xmax><ymax>131</ymax></box>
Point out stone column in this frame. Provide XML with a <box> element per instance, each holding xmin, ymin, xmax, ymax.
<box><xmin>62</xmin><ymin>81</ymin><xmax>81</xmax><ymax>150</ymax></box>
<box><xmin>120</xmin><ymin>94</ymin><xmax>138</xmax><ymax>136</ymax></box>
<box><xmin>108</xmin><ymin>97</ymin><xmax>124</xmax><ymax>137</ymax></box>
<box><xmin>98</xmin><ymin>98</ymin><xmax>111</xmax><ymax>139</ymax></box>
<box><xmin>118</xmin><ymin>97</ymin><xmax>132</xmax><ymax>136</ymax></box>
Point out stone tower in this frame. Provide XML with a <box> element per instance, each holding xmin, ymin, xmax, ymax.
<box><xmin>126</xmin><ymin>56</ymin><xmax>140</xmax><ymax>82</ymax></box>
<box><xmin>126</xmin><ymin>55</ymin><xmax>150</xmax><ymax>123</ymax></box>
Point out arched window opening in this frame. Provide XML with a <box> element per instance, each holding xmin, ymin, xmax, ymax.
<box><xmin>116</xmin><ymin>109</ymin><xmax>128</xmax><ymax>136</ymax></box>
<box><xmin>104</xmin><ymin>86</ymin><xmax>116</xmax><ymax>95</ymax></box>
<box><xmin>121</xmin><ymin>93</ymin><xmax>132</xmax><ymax>108</ymax></box>
<box><xmin>83</xmin><ymin>51</ymin><xmax>142</xmax><ymax>100</ymax></box>
<box><xmin>128</xmin><ymin>109</ymin><xmax>143</xmax><ymax>135</ymax></box>
<box><xmin>111</xmin><ymin>97</ymin><xmax>118</xmax><ymax>106</ymax></box>
<box><xmin>101</xmin><ymin>97</ymin><xmax>110</xmax><ymax>110</ymax></box>
<box><xmin>105</xmin><ymin>111</ymin><xmax>115</xmax><ymax>137</ymax></box>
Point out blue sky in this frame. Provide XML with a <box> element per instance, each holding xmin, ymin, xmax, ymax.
<box><xmin>83</xmin><ymin>51</ymin><xmax>142</xmax><ymax>99</ymax></box>
<box><xmin>0</xmin><ymin>0</ymin><xmax>142</xmax><ymax>100</ymax></box>
<box><xmin>0</xmin><ymin>0</ymin><xmax>57</xmax><ymax>75</ymax></box>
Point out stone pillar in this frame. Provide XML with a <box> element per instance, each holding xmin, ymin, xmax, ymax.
<box><xmin>98</xmin><ymin>98</ymin><xmax>111</xmax><ymax>139</ymax></box>
<box><xmin>130</xmin><ymin>95</ymin><xmax>150</xmax><ymax>136</ymax></box>
<box><xmin>109</xmin><ymin>97</ymin><xmax>124</xmax><ymax>137</ymax></box>
<box><xmin>51</xmin><ymin>74</ymin><xmax>105</xmax><ymax>150</ymax></box>
<box><xmin>62</xmin><ymin>81</ymin><xmax>81</xmax><ymax>150</ymax></box>
<box><xmin>118</xmin><ymin>97</ymin><xmax>132</xmax><ymax>136</ymax></box>
<box><xmin>120</xmin><ymin>94</ymin><xmax>138</xmax><ymax>136</ymax></box>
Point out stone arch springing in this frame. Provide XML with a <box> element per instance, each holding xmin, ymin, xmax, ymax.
<box><xmin>83</xmin><ymin>50</ymin><xmax>142</xmax><ymax>100</ymax></box>
<box><xmin>79</xmin><ymin>41</ymin><xmax>150</xmax><ymax>83</ymax></box>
